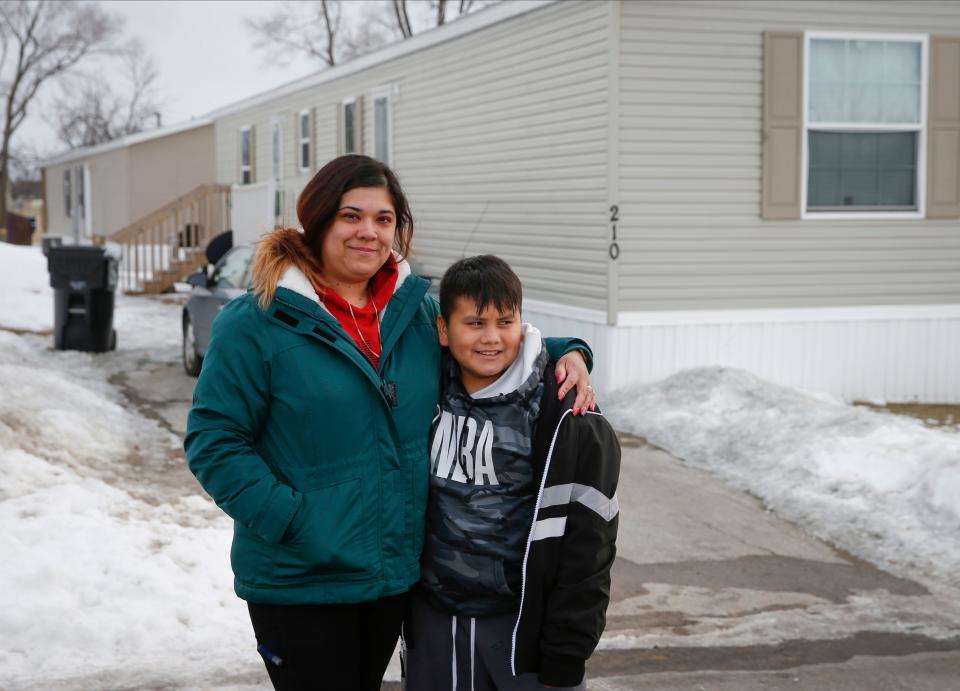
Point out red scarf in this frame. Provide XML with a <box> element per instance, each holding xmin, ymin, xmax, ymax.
<box><xmin>312</xmin><ymin>256</ymin><xmax>399</xmax><ymax>368</ymax></box>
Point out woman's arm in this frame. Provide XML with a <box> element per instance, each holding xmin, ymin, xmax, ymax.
<box><xmin>544</xmin><ymin>338</ymin><xmax>596</xmax><ymax>415</ymax></box>
<box><xmin>184</xmin><ymin>299</ymin><xmax>301</xmax><ymax>544</ymax></box>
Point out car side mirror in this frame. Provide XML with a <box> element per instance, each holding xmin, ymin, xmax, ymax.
<box><xmin>186</xmin><ymin>270</ymin><xmax>209</xmax><ymax>288</ymax></box>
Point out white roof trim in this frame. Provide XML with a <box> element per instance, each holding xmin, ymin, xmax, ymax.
<box><xmin>41</xmin><ymin>117</ymin><xmax>214</xmax><ymax>167</ymax></box>
<box><xmin>206</xmin><ymin>0</ymin><xmax>557</xmax><ymax>121</ymax></box>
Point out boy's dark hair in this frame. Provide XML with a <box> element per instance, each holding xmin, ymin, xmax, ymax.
<box><xmin>439</xmin><ymin>255</ymin><xmax>522</xmax><ymax>321</ymax></box>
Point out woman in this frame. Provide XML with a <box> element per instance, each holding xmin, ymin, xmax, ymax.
<box><xmin>184</xmin><ymin>155</ymin><xmax>595</xmax><ymax>690</ymax></box>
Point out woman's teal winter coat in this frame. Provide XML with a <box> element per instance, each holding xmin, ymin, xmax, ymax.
<box><xmin>185</xmin><ymin>267</ymin><xmax>440</xmax><ymax>604</ymax></box>
<box><xmin>185</xmin><ymin>264</ymin><xmax>590</xmax><ymax>606</ymax></box>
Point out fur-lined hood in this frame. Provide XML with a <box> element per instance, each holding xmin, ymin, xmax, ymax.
<box><xmin>250</xmin><ymin>227</ymin><xmax>411</xmax><ymax>310</ymax></box>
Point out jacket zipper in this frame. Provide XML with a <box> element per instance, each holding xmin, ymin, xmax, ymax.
<box><xmin>509</xmin><ymin>408</ymin><xmax>574</xmax><ymax>675</ymax></box>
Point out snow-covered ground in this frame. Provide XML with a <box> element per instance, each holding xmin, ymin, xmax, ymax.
<box><xmin>0</xmin><ymin>243</ymin><xmax>57</xmax><ymax>333</ymax></box>
<box><xmin>2</xmin><ymin>243</ymin><xmax>959</xmax><ymax>688</ymax></box>
<box><xmin>605</xmin><ymin>367</ymin><xmax>960</xmax><ymax>588</ymax></box>
<box><xmin>0</xmin><ymin>245</ymin><xmax>262</xmax><ymax>690</ymax></box>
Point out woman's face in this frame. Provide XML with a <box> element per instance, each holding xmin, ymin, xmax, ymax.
<box><xmin>321</xmin><ymin>186</ymin><xmax>396</xmax><ymax>286</ymax></box>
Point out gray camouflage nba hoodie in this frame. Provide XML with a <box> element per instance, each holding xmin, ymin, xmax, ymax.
<box><xmin>418</xmin><ymin>324</ymin><xmax>621</xmax><ymax>687</ymax></box>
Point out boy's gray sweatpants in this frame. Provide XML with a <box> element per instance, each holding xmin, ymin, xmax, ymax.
<box><xmin>403</xmin><ymin>592</ymin><xmax>587</xmax><ymax>691</ymax></box>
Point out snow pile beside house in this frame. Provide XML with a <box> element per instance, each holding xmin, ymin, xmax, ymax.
<box><xmin>0</xmin><ymin>243</ymin><xmax>53</xmax><ymax>332</ymax></box>
<box><xmin>605</xmin><ymin>367</ymin><xmax>960</xmax><ymax>585</ymax></box>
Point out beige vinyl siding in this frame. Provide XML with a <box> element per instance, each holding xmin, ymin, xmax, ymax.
<box><xmin>214</xmin><ymin>0</ymin><xmax>611</xmax><ymax>311</ymax></box>
<box><xmin>128</xmin><ymin>124</ymin><xmax>215</xmax><ymax>222</ymax></box>
<box><xmin>619</xmin><ymin>0</ymin><xmax>960</xmax><ymax>311</ymax></box>
<box><xmin>43</xmin><ymin>148</ymin><xmax>130</xmax><ymax>238</ymax></box>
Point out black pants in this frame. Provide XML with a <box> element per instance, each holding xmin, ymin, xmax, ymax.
<box><xmin>248</xmin><ymin>594</ymin><xmax>407</xmax><ymax>691</ymax></box>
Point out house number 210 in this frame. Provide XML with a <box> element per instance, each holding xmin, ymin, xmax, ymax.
<box><xmin>609</xmin><ymin>204</ymin><xmax>620</xmax><ymax>260</ymax></box>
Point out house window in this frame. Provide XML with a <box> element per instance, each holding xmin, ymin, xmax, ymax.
<box><xmin>63</xmin><ymin>170</ymin><xmax>72</xmax><ymax>216</ymax></box>
<box><xmin>342</xmin><ymin>98</ymin><xmax>358</xmax><ymax>154</ymax></box>
<box><xmin>373</xmin><ymin>94</ymin><xmax>392</xmax><ymax>165</ymax></box>
<box><xmin>271</xmin><ymin>121</ymin><xmax>282</xmax><ymax>181</ymax></box>
<box><xmin>803</xmin><ymin>33</ymin><xmax>927</xmax><ymax>218</ymax></box>
<box><xmin>275</xmin><ymin>189</ymin><xmax>285</xmax><ymax>225</ymax></box>
<box><xmin>299</xmin><ymin>110</ymin><xmax>311</xmax><ymax>172</ymax></box>
<box><xmin>76</xmin><ymin>166</ymin><xmax>85</xmax><ymax>215</ymax></box>
<box><xmin>240</xmin><ymin>126</ymin><xmax>252</xmax><ymax>184</ymax></box>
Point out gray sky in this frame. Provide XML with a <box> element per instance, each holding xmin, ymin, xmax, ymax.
<box><xmin>21</xmin><ymin>1</ymin><xmax>323</xmax><ymax>160</ymax></box>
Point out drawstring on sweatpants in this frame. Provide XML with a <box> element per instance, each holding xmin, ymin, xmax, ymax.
<box><xmin>451</xmin><ymin>615</ymin><xmax>458</xmax><ymax>689</ymax></box>
<box><xmin>470</xmin><ymin>617</ymin><xmax>476</xmax><ymax>691</ymax></box>
<box><xmin>450</xmin><ymin>615</ymin><xmax>477</xmax><ymax>691</ymax></box>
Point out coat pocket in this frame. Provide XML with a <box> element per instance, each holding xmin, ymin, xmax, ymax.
<box><xmin>270</xmin><ymin>476</ymin><xmax>378</xmax><ymax>584</ymax></box>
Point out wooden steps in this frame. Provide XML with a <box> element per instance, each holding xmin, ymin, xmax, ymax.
<box><xmin>108</xmin><ymin>184</ymin><xmax>231</xmax><ymax>294</ymax></box>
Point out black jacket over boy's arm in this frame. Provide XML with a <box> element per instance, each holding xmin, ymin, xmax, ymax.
<box><xmin>512</xmin><ymin>367</ymin><xmax>621</xmax><ymax>687</ymax></box>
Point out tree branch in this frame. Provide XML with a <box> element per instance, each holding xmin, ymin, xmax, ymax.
<box><xmin>320</xmin><ymin>0</ymin><xmax>336</xmax><ymax>67</ymax></box>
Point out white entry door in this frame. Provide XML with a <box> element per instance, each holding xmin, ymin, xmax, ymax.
<box><xmin>231</xmin><ymin>180</ymin><xmax>275</xmax><ymax>247</ymax></box>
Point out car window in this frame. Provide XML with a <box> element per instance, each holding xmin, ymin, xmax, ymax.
<box><xmin>214</xmin><ymin>246</ymin><xmax>253</xmax><ymax>289</ymax></box>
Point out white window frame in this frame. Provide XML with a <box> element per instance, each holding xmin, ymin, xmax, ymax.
<box><xmin>801</xmin><ymin>31</ymin><xmax>929</xmax><ymax>221</ymax></box>
<box><xmin>240</xmin><ymin>125</ymin><xmax>252</xmax><ymax>185</ymax></box>
<box><xmin>298</xmin><ymin>109</ymin><xmax>311</xmax><ymax>174</ymax></box>
<box><xmin>371</xmin><ymin>86</ymin><xmax>395</xmax><ymax>166</ymax></box>
<box><xmin>341</xmin><ymin>96</ymin><xmax>357</xmax><ymax>155</ymax></box>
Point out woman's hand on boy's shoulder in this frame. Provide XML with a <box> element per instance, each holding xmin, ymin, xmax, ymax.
<box><xmin>555</xmin><ymin>350</ymin><xmax>597</xmax><ymax>416</ymax></box>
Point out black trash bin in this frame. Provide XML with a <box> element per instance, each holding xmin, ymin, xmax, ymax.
<box><xmin>47</xmin><ymin>246</ymin><xmax>118</xmax><ymax>352</ymax></box>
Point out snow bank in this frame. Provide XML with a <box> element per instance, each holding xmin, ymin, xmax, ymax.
<box><xmin>0</xmin><ymin>322</ymin><xmax>257</xmax><ymax>688</ymax></box>
<box><xmin>605</xmin><ymin>367</ymin><xmax>960</xmax><ymax>585</ymax></box>
<box><xmin>0</xmin><ymin>449</ymin><xmax>255</xmax><ymax>689</ymax></box>
<box><xmin>0</xmin><ymin>243</ymin><xmax>52</xmax><ymax>332</ymax></box>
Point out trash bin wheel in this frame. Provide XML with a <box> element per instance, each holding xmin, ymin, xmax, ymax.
<box><xmin>183</xmin><ymin>313</ymin><xmax>203</xmax><ymax>377</ymax></box>
<box><xmin>109</xmin><ymin>329</ymin><xmax>117</xmax><ymax>351</ymax></box>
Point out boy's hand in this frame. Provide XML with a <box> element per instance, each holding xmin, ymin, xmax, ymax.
<box><xmin>555</xmin><ymin>350</ymin><xmax>597</xmax><ymax>415</ymax></box>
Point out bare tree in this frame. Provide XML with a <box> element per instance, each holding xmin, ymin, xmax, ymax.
<box><xmin>383</xmin><ymin>0</ymin><xmax>491</xmax><ymax>38</ymax></box>
<box><xmin>246</xmin><ymin>0</ymin><xmax>343</xmax><ymax>68</ymax></box>
<box><xmin>247</xmin><ymin>0</ymin><xmax>494</xmax><ymax>69</ymax></box>
<box><xmin>0</xmin><ymin>0</ymin><xmax>119</xmax><ymax>226</ymax></box>
<box><xmin>431</xmin><ymin>0</ymin><xmax>478</xmax><ymax>28</ymax></box>
<box><xmin>393</xmin><ymin>0</ymin><xmax>414</xmax><ymax>39</ymax></box>
<box><xmin>52</xmin><ymin>40</ymin><xmax>162</xmax><ymax>149</ymax></box>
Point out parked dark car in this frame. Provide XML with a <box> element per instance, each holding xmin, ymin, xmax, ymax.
<box><xmin>182</xmin><ymin>237</ymin><xmax>253</xmax><ymax>376</ymax></box>
<box><xmin>181</xmin><ymin>242</ymin><xmax>436</xmax><ymax>376</ymax></box>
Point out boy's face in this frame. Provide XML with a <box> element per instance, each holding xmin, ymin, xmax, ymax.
<box><xmin>438</xmin><ymin>297</ymin><xmax>524</xmax><ymax>394</ymax></box>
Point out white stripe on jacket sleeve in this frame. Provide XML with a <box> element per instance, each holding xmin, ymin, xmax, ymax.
<box><xmin>530</xmin><ymin>516</ymin><xmax>567</xmax><ymax>541</ymax></box>
<box><xmin>539</xmin><ymin>483</ymin><xmax>619</xmax><ymax>522</ymax></box>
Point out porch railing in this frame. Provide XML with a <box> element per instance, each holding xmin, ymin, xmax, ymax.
<box><xmin>108</xmin><ymin>184</ymin><xmax>232</xmax><ymax>294</ymax></box>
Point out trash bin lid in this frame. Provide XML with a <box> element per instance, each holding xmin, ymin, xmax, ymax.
<box><xmin>47</xmin><ymin>246</ymin><xmax>114</xmax><ymax>290</ymax></box>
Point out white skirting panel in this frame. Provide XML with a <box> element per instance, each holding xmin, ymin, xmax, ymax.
<box><xmin>523</xmin><ymin>301</ymin><xmax>960</xmax><ymax>403</ymax></box>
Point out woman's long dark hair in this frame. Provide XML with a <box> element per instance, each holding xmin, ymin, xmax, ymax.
<box><xmin>297</xmin><ymin>154</ymin><xmax>414</xmax><ymax>261</ymax></box>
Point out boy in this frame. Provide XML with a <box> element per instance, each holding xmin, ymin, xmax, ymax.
<box><xmin>404</xmin><ymin>255</ymin><xmax>621</xmax><ymax>690</ymax></box>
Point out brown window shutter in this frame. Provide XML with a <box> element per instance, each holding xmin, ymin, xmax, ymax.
<box><xmin>250</xmin><ymin>125</ymin><xmax>257</xmax><ymax>183</ymax></box>
<box><xmin>762</xmin><ymin>32</ymin><xmax>803</xmax><ymax>220</ymax></box>
<box><xmin>355</xmin><ymin>96</ymin><xmax>364</xmax><ymax>154</ymax></box>
<box><xmin>310</xmin><ymin>107</ymin><xmax>317</xmax><ymax>171</ymax></box>
<box><xmin>928</xmin><ymin>36</ymin><xmax>960</xmax><ymax>219</ymax></box>
<box><xmin>336</xmin><ymin>103</ymin><xmax>343</xmax><ymax>157</ymax></box>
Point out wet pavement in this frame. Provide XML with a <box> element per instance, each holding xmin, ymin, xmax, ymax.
<box><xmin>117</xmin><ymin>362</ymin><xmax>960</xmax><ymax>690</ymax></box>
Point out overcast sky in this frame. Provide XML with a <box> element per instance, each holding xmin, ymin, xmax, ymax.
<box><xmin>20</xmin><ymin>1</ymin><xmax>324</xmax><ymax>160</ymax></box>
